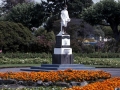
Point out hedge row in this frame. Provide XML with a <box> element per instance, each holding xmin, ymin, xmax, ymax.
<box><xmin>0</xmin><ymin>52</ymin><xmax>120</xmax><ymax>59</ymax></box>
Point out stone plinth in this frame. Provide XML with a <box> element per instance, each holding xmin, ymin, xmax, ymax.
<box><xmin>52</xmin><ymin>34</ymin><xmax>73</xmax><ymax>64</ymax></box>
<box><xmin>21</xmin><ymin>64</ymin><xmax>95</xmax><ymax>71</ymax></box>
<box><xmin>20</xmin><ymin>33</ymin><xmax>95</xmax><ymax>72</ymax></box>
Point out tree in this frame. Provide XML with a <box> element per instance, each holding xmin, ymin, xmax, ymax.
<box><xmin>0</xmin><ymin>0</ymin><xmax>34</xmax><ymax>21</ymax></box>
<box><xmin>93</xmin><ymin>26</ymin><xmax>105</xmax><ymax>38</ymax></box>
<box><xmin>68</xmin><ymin>0</ymin><xmax>93</xmax><ymax>17</ymax></box>
<box><xmin>44</xmin><ymin>0</ymin><xmax>93</xmax><ymax>31</ymax></box>
<box><xmin>82</xmin><ymin>0</ymin><xmax>120</xmax><ymax>41</ymax></box>
<box><xmin>5</xmin><ymin>3</ymin><xmax>45</xmax><ymax>29</ymax></box>
<box><xmin>31</xmin><ymin>27</ymin><xmax>55</xmax><ymax>53</ymax></box>
<box><xmin>0</xmin><ymin>21</ymin><xmax>33</xmax><ymax>52</ymax></box>
<box><xmin>101</xmin><ymin>26</ymin><xmax>113</xmax><ymax>38</ymax></box>
<box><xmin>52</xmin><ymin>18</ymin><xmax>95</xmax><ymax>39</ymax></box>
<box><xmin>46</xmin><ymin>0</ymin><xmax>93</xmax><ymax>17</ymax></box>
<box><xmin>1</xmin><ymin>0</ymin><xmax>33</xmax><ymax>14</ymax></box>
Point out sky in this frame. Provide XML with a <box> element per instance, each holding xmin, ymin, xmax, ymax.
<box><xmin>35</xmin><ymin>0</ymin><xmax>118</xmax><ymax>3</ymax></box>
<box><xmin>34</xmin><ymin>0</ymin><xmax>99</xmax><ymax>3</ymax></box>
<box><xmin>0</xmin><ymin>0</ymin><xmax>119</xmax><ymax>5</ymax></box>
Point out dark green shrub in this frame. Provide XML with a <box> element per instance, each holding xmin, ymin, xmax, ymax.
<box><xmin>31</xmin><ymin>28</ymin><xmax>55</xmax><ymax>53</ymax></box>
<box><xmin>81</xmin><ymin>45</ymin><xmax>95</xmax><ymax>53</ymax></box>
<box><xmin>0</xmin><ymin>21</ymin><xmax>33</xmax><ymax>53</ymax></box>
<box><xmin>71</xmin><ymin>39</ymin><xmax>82</xmax><ymax>53</ymax></box>
<box><xmin>0</xmin><ymin>53</ymin><xmax>52</xmax><ymax>59</ymax></box>
<box><xmin>30</xmin><ymin>38</ymin><xmax>54</xmax><ymax>53</ymax></box>
<box><xmin>74</xmin><ymin>52</ymin><xmax>120</xmax><ymax>58</ymax></box>
<box><xmin>102</xmin><ymin>39</ymin><xmax>120</xmax><ymax>53</ymax></box>
<box><xmin>6</xmin><ymin>3</ymin><xmax>45</xmax><ymax>29</ymax></box>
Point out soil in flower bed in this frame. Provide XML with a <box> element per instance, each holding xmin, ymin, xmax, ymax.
<box><xmin>0</xmin><ymin>69</ymin><xmax>111</xmax><ymax>89</ymax></box>
<box><xmin>0</xmin><ymin>78</ymin><xmax>106</xmax><ymax>89</ymax></box>
<box><xmin>0</xmin><ymin>85</ymin><xmax>64</xmax><ymax>90</ymax></box>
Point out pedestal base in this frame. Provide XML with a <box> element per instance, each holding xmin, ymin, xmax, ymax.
<box><xmin>52</xmin><ymin>54</ymin><xmax>73</xmax><ymax>64</ymax></box>
<box><xmin>20</xmin><ymin>64</ymin><xmax>95</xmax><ymax>72</ymax></box>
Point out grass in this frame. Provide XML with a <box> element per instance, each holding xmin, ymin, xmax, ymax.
<box><xmin>89</xmin><ymin>58</ymin><xmax>120</xmax><ymax>61</ymax></box>
<box><xmin>0</xmin><ymin>64</ymin><xmax>117</xmax><ymax>68</ymax></box>
<box><xmin>0</xmin><ymin>64</ymin><xmax>40</xmax><ymax>68</ymax></box>
<box><xmin>0</xmin><ymin>53</ymin><xmax>120</xmax><ymax>68</ymax></box>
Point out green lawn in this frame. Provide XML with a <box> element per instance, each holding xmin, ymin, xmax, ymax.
<box><xmin>0</xmin><ymin>57</ymin><xmax>120</xmax><ymax>68</ymax></box>
<box><xmin>0</xmin><ymin>64</ymin><xmax>40</xmax><ymax>68</ymax></box>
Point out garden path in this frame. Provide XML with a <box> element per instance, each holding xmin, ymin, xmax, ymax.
<box><xmin>0</xmin><ymin>67</ymin><xmax>119</xmax><ymax>77</ymax></box>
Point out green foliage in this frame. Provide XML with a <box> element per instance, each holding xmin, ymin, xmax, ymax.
<box><xmin>31</xmin><ymin>28</ymin><xmax>55</xmax><ymax>53</ymax></box>
<box><xmin>47</xmin><ymin>0</ymin><xmax>93</xmax><ymax>17</ymax></box>
<box><xmin>81</xmin><ymin>45</ymin><xmax>95</xmax><ymax>53</ymax></box>
<box><xmin>43</xmin><ymin>0</ymin><xmax>93</xmax><ymax>31</ymax></box>
<box><xmin>53</xmin><ymin>19</ymin><xmax>95</xmax><ymax>39</ymax></box>
<box><xmin>74</xmin><ymin>52</ymin><xmax>120</xmax><ymax>58</ymax></box>
<box><xmin>34</xmin><ymin>27</ymin><xmax>55</xmax><ymax>41</ymax></box>
<box><xmin>0</xmin><ymin>21</ymin><xmax>33</xmax><ymax>52</ymax></box>
<box><xmin>34</xmin><ymin>27</ymin><xmax>47</xmax><ymax>37</ymax></box>
<box><xmin>0</xmin><ymin>53</ymin><xmax>120</xmax><ymax>67</ymax></box>
<box><xmin>5</xmin><ymin>3</ymin><xmax>45</xmax><ymax>29</ymax></box>
<box><xmin>71</xmin><ymin>39</ymin><xmax>82</xmax><ymax>53</ymax></box>
<box><xmin>71</xmin><ymin>39</ymin><xmax>96</xmax><ymax>53</ymax></box>
<box><xmin>82</xmin><ymin>0</ymin><xmax>117</xmax><ymax>25</ymax></box>
<box><xmin>0</xmin><ymin>52</ymin><xmax>52</xmax><ymax>58</ymax></box>
<box><xmin>81</xmin><ymin>0</ymin><xmax>120</xmax><ymax>41</ymax></box>
<box><xmin>74</xmin><ymin>57</ymin><xmax>120</xmax><ymax>67</ymax></box>
<box><xmin>1</xmin><ymin>52</ymin><xmax>120</xmax><ymax>59</ymax></box>
<box><xmin>0</xmin><ymin>53</ymin><xmax>52</xmax><ymax>64</ymax></box>
<box><xmin>1</xmin><ymin>0</ymin><xmax>33</xmax><ymax>13</ymax></box>
<box><xmin>101</xmin><ymin>26</ymin><xmax>113</xmax><ymax>38</ymax></box>
<box><xmin>68</xmin><ymin>0</ymin><xmax>93</xmax><ymax>17</ymax></box>
<box><xmin>0</xmin><ymin>57</ymin><xmax>51</xmax><ymax>64</ymax></box>
<box><xmin>102</xmin><ymin>39</ymin><xmax>120</xmax><ymax>53</ymax></box>
<box><xmin>94</xmin><ymin>26</ymin><xmax>105</xmax><ymax>37</ymax></box>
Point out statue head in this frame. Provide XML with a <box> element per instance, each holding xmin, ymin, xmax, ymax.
<box><xmin>63</xmin><ymin>4</ymin><xmax>67</xmax><ymax>10</ymax></box>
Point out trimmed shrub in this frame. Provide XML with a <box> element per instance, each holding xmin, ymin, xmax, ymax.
<box><xmin>31</xmin><ymin>28</ymin><xmax>55</xmax><ymax>53</ymax></box>
<box><xmin>0</xmin><ymin>21</ymin><xmax>33</xmax><ymax>53</ymax></box>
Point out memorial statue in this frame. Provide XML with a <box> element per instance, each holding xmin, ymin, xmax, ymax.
<box><xmin>58</xmin><ymin>4</ymin><xmax>70</xmax><ymax>35</ymax></box>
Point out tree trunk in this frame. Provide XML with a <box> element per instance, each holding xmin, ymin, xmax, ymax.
<box><xmin>109</xmin><ymin>22</ymin><xmax>120</xmax><ymax>41</ymax></box>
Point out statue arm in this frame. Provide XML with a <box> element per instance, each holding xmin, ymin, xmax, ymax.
<box><xmin>61</xmin><ymin>10</ymin><xmax>70</xmax><ymax>22</ymax></box>
<box><xmin>66</xmin><ymin>11</ymin><xmax>70</xmax><ymax>22</ymax></box>
<box><xmin>61</xmin><ymin>11</ymin><xmax>65</xmax><ymax>22</ymax></box>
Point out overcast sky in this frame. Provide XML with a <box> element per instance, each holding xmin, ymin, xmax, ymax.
<box><xmin>0</xmin><ymin>0</ymin><xmax>118</xmax><ymax>5</ymax></box>
<box><xmin>34</xmin><ymin>0</ymin><xmax>100</xmax><ymax>3</ymax></box>
<box><xmin>35</xmin><ymin>0</ymin><xmax>118</xmax><ymax>3</ymax></box>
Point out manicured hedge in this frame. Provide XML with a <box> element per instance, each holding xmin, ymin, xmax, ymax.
<box><xmin>1</xmin><ymin>52</ymin><xmax>120</xmax><ymax>58</ymax></box>
<box><xmin>0</xmin><ymin>21</ymin><xmax>33</xmax><ymax>52</ymax></box>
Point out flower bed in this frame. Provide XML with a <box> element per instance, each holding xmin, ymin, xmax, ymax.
<box><xmin>0</xmin><ymin>69</ymin><xmax>119</xmax><ymax>90</ymax></box>
<box><xmin>0</xmin><ymin>69</ymin><xmax>111</xmax><ymax>83</ymax></box>
<box><xmin>64</xmin><ymin>77</ymin><xmax>120</xmax><ymax>90</ymax></box>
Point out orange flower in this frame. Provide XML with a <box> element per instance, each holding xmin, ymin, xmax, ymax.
<box><xmin>0</xmin><ymin>69</ymin><xmax>111</xmax><ymax>83</ymax></box>
<box><xmin>64</xmin><ymin>77</ymin><xmax>120</xmax><ymax>90</ymax></box>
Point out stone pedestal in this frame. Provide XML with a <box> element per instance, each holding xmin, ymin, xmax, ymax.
<box><xmin>20</xmin><ymin>33</ymin><xmax>95</xmax><ymax>72</ymax></box>
<box><xmin>52</xmin><ymin>34</ymin><xmax>73</xmax><ymax>64</ymax></box>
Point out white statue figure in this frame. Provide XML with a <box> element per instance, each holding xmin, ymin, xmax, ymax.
<box><xmin>58</xmin><ymin>5</ymin><xmax>70</xmax><ymax>35</ymax></box>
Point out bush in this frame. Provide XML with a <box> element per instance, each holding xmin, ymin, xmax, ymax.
<box><xmin>6</xmin><ymin>3</ymin><xmax>45</xmax><ymax>29</ymax></box>
<box><xmin>0</xmin><ymin>21</ymin><xmax>33</xmax><ymax>53</ymax></box>
<box><xmin>71</xmin><ymin>39</ymin><xmax>95</xmax><ymax>53</ymax></box>
<box><xmin>71</xmin><ymin>39</ymin><xmax>82</xmax><ymax>53</ymax></box>
<box><xmin>102</xmin><ymin>39</ymin><xmax>120</xmax><ymax>53</ymax></box>
<box><xmin>31</xmin><ymin>28</ymin><xmax>55</xmax><ymax>53</ymax></box>
<box><xmin>81</xmin><ymin>45</ymin><xmax>95</xmax><ymax>53</ymax></box>
<box><xmin>74</xmin><ymin>52</ymin><xmax>120</xmax><ymax>58</ymax></box>
<box><xmin>0</xmin><ymin>53</ymin><xmax>52</xmax><ymax>59</ymax></box>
